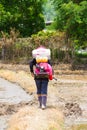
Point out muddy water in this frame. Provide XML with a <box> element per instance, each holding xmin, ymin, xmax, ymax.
<box><xmin>0</xmin><ymin>78</ymin><xmax>33</xmax><ymax>130</ymax></box>
<box><xmin>56</xmin><ymin>80</ymin><xmax>87</xmax><ymax>130</ymax></box>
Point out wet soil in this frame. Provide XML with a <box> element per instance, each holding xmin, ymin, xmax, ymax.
<box><xmin>0</xmin><ymin>63</ymin><xmax>87</xmax><ymax>130</ymax></box>
<box><xmin>0</xmin><ymin>77</ymin><xmax>34</xmax><ymax>130</ymax></box>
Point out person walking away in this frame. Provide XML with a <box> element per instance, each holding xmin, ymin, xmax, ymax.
<box><xmin>29</xmin><ymin>46</ymin><xmax>53</xmax><ymax>110</ymax></box>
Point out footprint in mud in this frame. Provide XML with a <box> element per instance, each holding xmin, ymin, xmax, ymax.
<box><xmin>0</xmin><ymin>101</ymin><xmax>35</xmax><ymax>116</ymax></box>
<box><xmin>64</xmin><ymin>102</ymin><xmax>82</xmax><ymax>117</ymax></box>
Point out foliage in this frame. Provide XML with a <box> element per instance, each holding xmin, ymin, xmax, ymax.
<box><xmin>0</xmin><ymin>29</ymin><xmax>66</xmax><ymax>63</ymax></box>
<box><xmin>75</xmin><ymin>50</ymin><xmax>87</xmax><ymax>58</ymax></box>
<box><xmin>0</xmin><ymin>4</ymin><xmax>12</xmax><ymax>32</ymax></box>
<box><xmin>0</xmin><ymin>29</ymin><xmax>86</xmax><ymax>67</ymax></box>
<box><xmin>0</xmin><ymin>0</ymin><xmax>45</xmax><ymax>37</ymax></box>
<box><xmin>53</xmin><ymin>0</ymin><xmax>87</xmax><ymax>48</ymax></box>
<box><xmin>43</xmin><ymin>0</ymin><xmax>56</xmax><ymax>21</ymax></box>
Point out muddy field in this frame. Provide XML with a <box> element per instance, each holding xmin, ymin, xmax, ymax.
<box><xmin>0</xmin><ymin>63</ymin><xmax>87</xmax><ymax>130</ymax></box>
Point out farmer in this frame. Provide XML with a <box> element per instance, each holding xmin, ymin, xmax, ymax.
<box><xmin>29</xmin><ymin>46</ymin><xmax>53</xmax><ymax>109</ymax></box>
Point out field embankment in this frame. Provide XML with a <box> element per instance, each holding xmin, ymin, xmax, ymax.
<box><xmin>0</xmin><ymin>63</ymin><xmax>87</xmax><ymax>130</ymax></box>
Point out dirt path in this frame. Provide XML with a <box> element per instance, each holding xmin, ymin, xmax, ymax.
<box><xmin>0</xmin><ymin>72</ymin><xmax>64</xmax><ymax>130</ymax></box>
<box><xmin>0</xmin><ymin>63</ymin><xmax>87</xmax><ymax>130</ymax></box>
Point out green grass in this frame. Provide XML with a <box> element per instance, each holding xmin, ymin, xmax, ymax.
<box><xmin>70</xmin><ymin>124</ymin><xmax>87</xmax><ymax>130</ymax></box>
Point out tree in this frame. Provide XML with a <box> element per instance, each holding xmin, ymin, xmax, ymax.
<box><xmin>53</xmin><ymin>0</ymin><xmax>87</xmax><ymax>48</ymax></box>
<box><xmin>43</xmin><ymin>0</ymin><xmax>56</xmax><ymax>21</ymax></box>
<box><xmin>0</xmin><ymin>0</ymin><xmax>45</xmax><ymax>37</ymax></box>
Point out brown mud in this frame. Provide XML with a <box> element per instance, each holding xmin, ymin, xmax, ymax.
<box><xmin>0</xmin><ymin>63</ymin><xmax>87</xmax><ymax>130</ymax></box>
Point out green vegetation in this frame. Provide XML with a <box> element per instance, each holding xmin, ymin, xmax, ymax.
<box><xmin>75</xmin><ymin>50</ymin><xmax>87</xmax><ymax>58</ymax></box>
<box><xmin>43</xmin><ymin>0</ymin><xmax>56</xmax><ymax>21</ymax></box>
<box><xmin>0</xmin><ymin>29</ymin><xmax>66</xmax><ymax>62</ymax></box>
<box><xmin>0</xmin><ymin>0</ymin><xmax>45</xmax><ymax>37</ymax></box>
<box><xmin>69</xmin><ymin>124</ymin><xmax>87</xmax><ymax>130</ymax></box>
<box><xmin>0</xmin><ymin>0</ymin><xmax>87</xmax><ymax>67</ymax></box>
<box><xmin>53</xmin><ymin>0</ymin><xmax>87</xmax><ymax>48</ymax></box>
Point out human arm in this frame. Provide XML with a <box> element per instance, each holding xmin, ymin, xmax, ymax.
<box><xmin>48</xmin><ymin>59</ymin><xmax>54</xmax><ymax>75</ymax></box>
<box><xmin>29</xmin><ymin>58</ymin><xmax>36</xmax><ymax>77</ymax></box>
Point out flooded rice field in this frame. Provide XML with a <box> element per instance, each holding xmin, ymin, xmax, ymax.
<box><xmin>56</xmin><ymin>80</ymin><xmax>87</xmax><ymax>130</ymax></box>
<box><xmin>0</xmin><ymin>63</ymin><xmax>87</xmax><ymax>130</ymax></box>
<box><xmin>0</xmin><ymin>77</ymin><xmax>87</xmax><ymax>130</ymax></box>
<box><xmin>0</xmin><ymin>78</ymin><xmax>33</xmax><ymax>130</ymax></box>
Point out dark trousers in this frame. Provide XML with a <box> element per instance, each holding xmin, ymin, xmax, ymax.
<box><xmin>35</xmin><ymin>79</ymin><xmax>48</xmax><ymax>107</ymax></box>
<box><xmin>35</xmin><ymin>79</ymin><xmax>48</xmax><ymax>95</ymax></box>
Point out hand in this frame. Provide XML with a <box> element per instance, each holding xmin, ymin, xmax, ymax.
<box><xmin>31</xmin><ymin>72</ymin><xmax>34</xmax><ymax>77</ymax></box>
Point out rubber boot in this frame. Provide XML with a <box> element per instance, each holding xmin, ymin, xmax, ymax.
<box><xmin>41</xmin><ymin>96</ymin><xmax>47</xmax><ymax>110</ymax></box>
<box><xmin>38</xmin><ymin>96</ymin><xmax>42</xmax><ymax>108</ymax></box>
